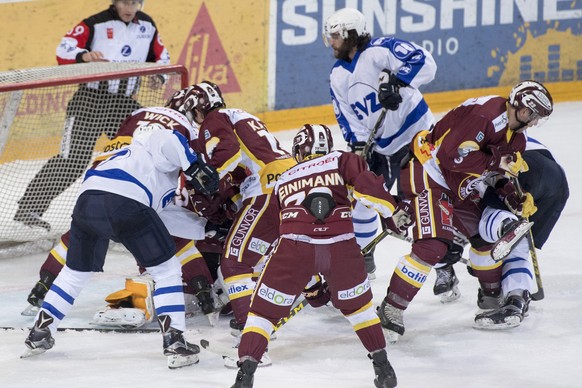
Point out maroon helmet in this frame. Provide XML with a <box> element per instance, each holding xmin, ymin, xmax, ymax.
<box><xmin>165</xmin><ymin>81</ymin><xmax>225</xmax><ymax>124</ymax></box>
<box><xmin>292</xmin><ymin>124</ymin><xmax>334</xmax><ymax>162</ymax></box>
<box><xmin>508</xmin><ymin>80</ymin><xmax>553</xmax><ymax>119</ymax></box>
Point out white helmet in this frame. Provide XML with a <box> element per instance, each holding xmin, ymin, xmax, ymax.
<box><xmin>323</xmin><ymin>8</ymin><xmax>367</xmax><ymax>46</ymax></box>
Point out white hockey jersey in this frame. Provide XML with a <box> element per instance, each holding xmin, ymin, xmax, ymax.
<box><xmin>80</xmin><ymin>126</ymin><xmax>198</xmax><ymax>213</ymax></box>
<box><xmin>330</xmin><ymin>37</ymin><xmax>437</xmax><ymax>156</ymax></box>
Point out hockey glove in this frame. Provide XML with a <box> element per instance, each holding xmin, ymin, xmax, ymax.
<box><xmin>184</xmin><ymin>153</ymin><xmax>219</xmax><ymax>196</ymax></box>
<box><xmin>488</xmin><ymin>147</ymin><xmax>529</xmax><ymax>178</ymax></box>
<box><xmin>302</xmin><ymin>279</ymin><xmax>331</xmax><ymax>308</ymax></box>
<box><xmin>382</xmin><ymin>200</ymin><xmax>414</xmax><ymax>235</ymax></box>
<box><xmin>495</xmin><ymin>179</ymin><xmax>536</xmax><ymax>217</ymax></box>
<box><xmin>378</xmin><ymin>69</ymin><xmax>406</xmax><ymax>111</ymax></box>
<box><xmin>190</xmin><ymin>193</ymin><xmax>227</xmax><ymax>224</ymax></box>
<box><xmin>521</xmin><ymin>192</ymin><xmax>538</xmax><ymax>218</ymax></box>
<box><xmin>349</xmin><ymin>141</ymin><xmax>366</xmax><ymax>156</ymax></box>
<box><xmin>204</xmin><ymin>221</ymin><xmax>231</xmax><ymax>242</ymax></box>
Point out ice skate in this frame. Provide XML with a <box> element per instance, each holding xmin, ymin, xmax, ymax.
<box><xmin>433</xmin><ymin>264</ymin><xmax>461</xmax><ymax>303</ymax></box>
<box><xmin>491</xmin><ymin>219</ymin><xmax>533</xmax><ymax>261</ymax></box>
<box><xmin>231</xmin><ymin>358</ymin><xmax>259</xmax><ymax>388</ymax></box>
<box><xmin>377</xmin><ymin>300</ymin><xmax>404</xmax><ymax>343</ymax></box>
<box><xmin>22</xmin><ymin>269</ymin><xmax>56</xmax><ymax>316</ymax></box>
<box><xmin>476</xmin><ymin>288</ymin><xmax>502</xmax><ymax>310</ymax></box>
<box><xmin>191</xmin><ymin>276</ymin><xmax>215</xmax><ymax>315</ymax></box>
<box><xmin>370</xmin><ymin>349</ymin><xmax>397</xmax><ymax>388</ymax></box>
<box><xmin>21</xmin><ymin>310</ymin><xmax>55</xmax><ymax>358</ymax></box>
<box><xmin>474</xmin><ymin>290</ymin><xmax>531</xmax><ymax>330</ymax></box>
<box><xmin>158</xmin><ymin>315</ymin><xmax>200</xmax><ymax>369</ymax></box>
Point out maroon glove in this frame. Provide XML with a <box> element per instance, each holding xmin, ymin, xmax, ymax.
<box><xmin>495</xmin><ymin>179</ymin><xmax>525</xmax><ymax>216</ymax></box>
<box><xmin>190</xmin><ymin>193</ymin><xmax>227</xmax><ymax>224</ymax></box>
<box><xmin>488</xmin><ymin>146</ymin><xmax>527</xmax><ymax>177</ymax></box>
<box><xmin>302</xmin><ymin>280</ymin><xmax>330</xmax><ymax>308</ymax></box>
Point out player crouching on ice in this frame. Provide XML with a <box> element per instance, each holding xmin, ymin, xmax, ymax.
<box><xmin>231</xmin><ymin>124</ymin><xmax>413</xmax><ymax>388</ymax></box>
<box><xmin>22</xmin><ymin>107</ymin><xmax>219</xmax><ymax>369</ymax></box>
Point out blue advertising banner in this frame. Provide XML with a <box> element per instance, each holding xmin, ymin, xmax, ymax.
<box><xmin>271</xmin><ymin>0</ymin><xmax>582</xmax><ymax>110</ymax></box>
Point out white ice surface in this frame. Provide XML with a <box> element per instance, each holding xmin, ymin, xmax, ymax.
<box><xmin>1</xmin><ymin>102</ymin><xmax>581</xmax><ymax>388</ymax></box>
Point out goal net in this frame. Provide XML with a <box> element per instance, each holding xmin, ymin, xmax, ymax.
<box><xmin>0</xmin><ymin>63</ymin><xmax>188</xmax><ymax>256</ymax></box>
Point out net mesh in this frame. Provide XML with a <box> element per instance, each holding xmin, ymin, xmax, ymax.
<box><xmin>0</xmin><ymin>63</ymin><xmax>186</xmax><ymax>251</ymax></box>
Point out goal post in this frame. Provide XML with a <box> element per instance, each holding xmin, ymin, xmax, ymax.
<box><xmin>0</xmin><ymin>63</ymin><xmax>188</xmax><ymax>255</ymax></box>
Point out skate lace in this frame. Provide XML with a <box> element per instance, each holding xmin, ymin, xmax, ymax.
<box><xmin>381</xmin><ymin>303</ymin><xmax>403</xmax><ymax>325</ymax></box>
<box><xmin>435</xmin><ymin>267</ymin><xmax>454</xmax><ymax>285</ymax></box>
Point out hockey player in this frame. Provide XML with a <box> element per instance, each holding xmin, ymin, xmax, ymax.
<box><xmin>231</xmin><ymin>124</ymin><xmax>411</xmax><ymax>388</ymax></box>
<box><xmin>185</xmin><ymin>82</ymin><xmax>296</xmax><ymax>342</ymax></box>
<box><xmin>376</xmin><ymin>80</ymin><xmax>554</xmax><ymax>337</ymax></box>
<box><xmin>22</xmin><ymin>104</ymin><xmax>219</xmax><ymax>368</ymax></box>
<box><xmin>431</xmin><ymin>136</ymin><xmax>569</xmax><ymax>304</ymax></box>
<box><xmin>22</xmin><ymin>89</ymin><xmax>229</xmax><ymax>326</ymax></box>
<box><xmin>323</xmin><ymin>7</ymin><xmax>437</xmax><ymax>278</ymax></box>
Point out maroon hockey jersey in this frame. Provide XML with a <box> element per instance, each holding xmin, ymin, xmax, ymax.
<box><xmin>275</xmin><ymin>150</ymin><xmax>398</xmax><ymax>239</ymax></box>
<box><xmin>194</xmin><ymin>108</ymin><xmax>295</xmax><ymax>201</ymax></box>
<box><xmin>414</xmin><ymin>96</ymin><xmax>526</xmax><ymax>201</ymax></box>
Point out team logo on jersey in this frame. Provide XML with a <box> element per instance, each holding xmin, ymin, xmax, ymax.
<box><xmin>257</xmin><ymin>284</ymin><xmax>294</xmax><ymax>306</ymax></box>
<box><xmin>338</xmin><ymin>278</ymin><xmax>370</xmax><ymax>300</ymax></box>
<box><xmin>399</xmin><ymin>64</ymin><xmax>412</xmax><ymax>75</ymax></box>
<box><xmin>492</xmin><ymin>113</ymin><xmax>509</xmax><ymax>132</ymax></box>
<box><xmin>227</xmin><ymin>284</ymin><xmax>249</xmax><ymax>296</ymax></box>
<box><xmin>229</xmin><ymin>208</ymin><xmax>260</xmax><ymax>254</ymax></box>
<box><xmin>121</xmin><ymin>45</ymin><xmax>132</xmax><ymax>57</ymax></box>
<box><xmin>476</xmin><ymin>131</ymin><xmax>485</xmax><ymax>142</ymax></box>
<box><xmin>417</xmin><ymin>190</ymin><xmax>432</xmax><ymax>235</ymax></box>
<box><xmin>458</xmin><ymin>176</ymin><xmax>483</xmax><ymax>200</ymax></box>
<box><xmin>140</xmin><ymin>25</ymin><xmax>146</xmax><ymax>33</ymax></box>
<box><xmin>248</xmin><ymin>237</ymin><xmax>270</xmax><ymax>255</ymax></box>
<box><xmin>438</xmin><ymin>194</ymin><xmax>453</xmax><ymax>226</ymax></box>
<box><xmin>456</xmin><ymin>141</ymin><xmax>479</xmax><ymax>159</ymax></box>
<box><xmin>392</xmin><ymin>41</ymin><xmax>416</xmax><ymax>60</ymax></box>
<box><xmin>107</xmin><ymin>28</ymin><xmax>114</xmax><ymax>39</ymax></box>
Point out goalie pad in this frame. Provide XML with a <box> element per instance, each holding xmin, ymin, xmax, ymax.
<box><xmin>92</xmin><ymin>275</ymin><xmax>155</xmax><ymax>328</ymax></box>
<box><xmin>92</xmin><ymin>306</ymin><xmax>147</xmax><ymax>328</ymax></box>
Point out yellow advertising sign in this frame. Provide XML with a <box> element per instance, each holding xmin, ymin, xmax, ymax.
<box><xmin>0</xmin><ymin>0</ymin><xmax>269</xmax><ymax>113</ymax></box>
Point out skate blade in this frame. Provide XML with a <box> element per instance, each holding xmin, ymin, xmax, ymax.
<box><xmin>439</xmin><ymin>286</ymin><xmax>461</xmax><ymax>304</ymax></box>
<box><xmin>491</xmin><ymin>221</ymin><xmax>533</xmax><ymax>261</ymax></box>
<box><xmin>167</xmin><ymin>354</ymin><xmax>199</xmax><ymax>369</ymax></box>
<box><xmin>206</xmin><ymin>312</ymin><xmax>219</xmax><ymax>327</ymax></box>
<box><xmin>223</xmin><ymin>353</ymin><xmax>272</xmax><ymax>369</ymax></box>
<box><xmin>21</xmin><ymin>304</ymin><xmax>40</xmax><ymax>317</ymax></box>
<box><xmin>20</xmin><ymin>347</ymin><xmax>48</xmax><ymax>359</ymax></box>
<box><xmin>383</xmin><ymin>329</ymin><xmax>401</xmax><ymax>344</ymax></box>
<box><xmin>473</xmin><ymin>316</ymin><xmax>522</xmax><ymax>330</ymax></box>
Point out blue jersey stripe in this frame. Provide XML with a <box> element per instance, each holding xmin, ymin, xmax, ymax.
<box><xmin>377</xmin><ymin>99</ymin><xmax>429</xmax><ymax>149</ymax></box>
<box><xmin>84</xmin><ymin>168</ymin><xmax>153</xmax><ymax>207</ymax></box>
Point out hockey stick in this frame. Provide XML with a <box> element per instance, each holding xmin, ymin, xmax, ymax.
<box><xmin>1</xmin><ymin>326</ymin><xmax>162</xmax><ymax>333</ymax></box>
<box><xmin>274</xmin><ymin>297</ymin><xmax>308</xmax><ymax>330</ymax></box>
<box><xmin>511</xmin><ymin>177</ymin><xmax>544</xmax><ymax>301</ymax></box>
<box><xmin>360</xmin><ymin>108</ymin><xmax>387</xmax><ymax>159</ymax></box>
<box><xmin>361</xmin><ymin>227</ymin><xmax>412</xmax><ymax>256</ymax></box>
